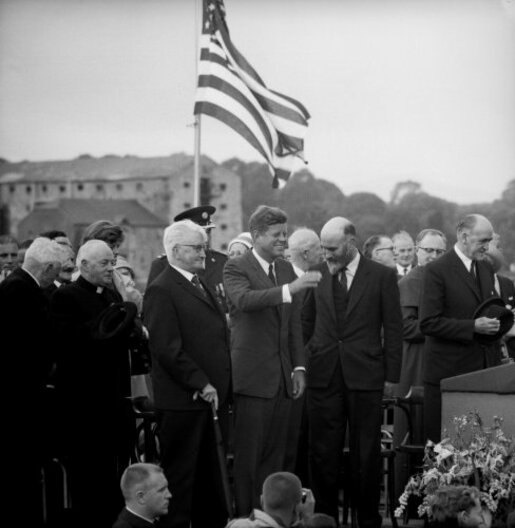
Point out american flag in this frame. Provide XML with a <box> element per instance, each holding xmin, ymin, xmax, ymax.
<box><xmin>194</xmin><ymin>0</ymin><xmax>310</xmax><ymax>188</ymax></box>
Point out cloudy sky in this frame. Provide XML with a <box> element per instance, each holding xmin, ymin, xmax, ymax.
<box><xmin>1</xmin><ymin>0</ymin><xmax>514</xmax><ymax>203</ymax></box>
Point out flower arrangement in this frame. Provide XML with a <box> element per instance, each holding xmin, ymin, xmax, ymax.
<box><xmin>395</xmin><ymin>411</ymin><xmax>515</xmax><ymax>526</ymax></box>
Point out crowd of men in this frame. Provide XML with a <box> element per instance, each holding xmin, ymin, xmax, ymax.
<box><xmin>1</xmin><ymin>204</ymin><xmax>514</xmax><ymax>528</ymax></box>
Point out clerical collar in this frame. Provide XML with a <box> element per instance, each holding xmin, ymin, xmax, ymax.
<box><xmin>77</xmin><ymin>275</ymin><xmax>104</xmax><ymax>294</ymax></box>
<box><xmin>125</xmin><ymin>506</ymin><xmax>154</xmax><ymax>524</ymax></box>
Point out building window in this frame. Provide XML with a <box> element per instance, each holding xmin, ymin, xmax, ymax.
<box><xmin>96</xmin><ymin>184</ymin><xmax>104</xmax><ymax>192</ymax></box>
<box><xmin>26</xmin><ymin>185</ymin><xmax>32</xmax><ymax>194</ymax></box>
<box><xmin>183</xmin><ymin>181</ymin><xmax>191</xmax><ymax>188</ymax></box>
<box><xmin>136</xmin><ymin>182</ymin><xmax>143</xmax><ymax>191</ymax></box>
<box><xmin>220</xmin><ymin>203</ymin><xmax>227</xmax><ymax>210</ymax></box>
<box><xmin>77</xmin><ymin>183</ymin><xmax>84</xmax><ymax>191</ymax></box>
<box><xmin>9</xmin><ymin>185</ymin><xmax>15</xmax><ymax>193</ymax></box>
<box><xmin>220</xmin><ymin>223</ymin><xmax>228</xmax><ymax>231</ymax></box>
<box><xmin>220</xmin><ymin>183</ymin><xmax>227</xmax><ymax>191</ymax></box>
<box><xmin>183</xmin><ymin>202</ymin><xmax>191</xmax><ymax>209</ymax></box>
<box><xmin>41</xmin><ymin>185</ymin><xmax>47</xmax><ymax>193</ymax></box>
<box><xmin>116</xmin><ymin>183</ymin><xmax>123</xmax><ymax>191</ymax></box>
<box><xmin>59</xmin><ymin>185</ymin><xmax>66</xmax><ymax>193</ymax></box>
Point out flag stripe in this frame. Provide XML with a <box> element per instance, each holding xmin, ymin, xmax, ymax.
<box><xmin>198</xmin><ymin>58</ymin><xmax>279</xmax><ymax>149</ymax></box>
<box><xmin>197</xmin><ymin>74</ymin><xmax>274</xmax><ymax>154</ymax></box>
<box><xmin>195</xmin><ymin>0</ymin><xmax>310</xmax><ymax>186</ymax></box>
<box><xmin>196</xmin><ymin>86</ymin><xmax>275</xmax><ymax>162</ymax></box>
<box><xmin>194</xmin><ymin>101</ymin><xmax>274</xmax><ymax>167</ymax></box>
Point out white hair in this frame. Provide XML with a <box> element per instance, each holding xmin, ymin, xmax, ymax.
<box><xmin>288</xmin><ymin>228</ymin><xmax>320</xmax><ymax>252</ymax></box>
<box><xmin>24</xmin><ymin>237</ymin><xmax>68</xmax><ymax>266</ymax></box>
<box><xmin>163</xmin><ymin>220</ymin><xmax>207</xmax><ymax>263</ymax></box>
<box><xmin>76</xmin><ymin>239</ymin><xmax>112</xmax><ymax>266</ymax></box>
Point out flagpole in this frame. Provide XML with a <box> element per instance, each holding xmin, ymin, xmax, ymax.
<box><xmin>193</xmin><ymin>0</ymin><xmax>202</xmax><ymax>207</ymax></box>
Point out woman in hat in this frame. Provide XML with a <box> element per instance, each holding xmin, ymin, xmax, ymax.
<box><xmin>227</xmin><ymin>232</ymin><xmax>253</xmax><ymax>259</ymax></box>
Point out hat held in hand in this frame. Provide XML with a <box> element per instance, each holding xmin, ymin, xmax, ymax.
<box><xmin>473</xmin><ymin>296</ymin><xmax>514</xmax><ymax>344</ymax></box>
<box><xmin>94</xmin><ymin>301</ymin><xmax>138</xmax><ymax>340</ymax></box>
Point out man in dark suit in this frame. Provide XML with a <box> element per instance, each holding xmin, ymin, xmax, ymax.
<box><xmin>0</xmin><ymin>237</ymin><xmax>67</xmax><ymax>527</ymax></box>
<box><xmin>302</xmin><ymin>216</ymin><xmax>403</xmax><ymax>527</ymax></box>
<box><xmin>113</xmin><ymin>463</ymin><xmax>172</xmax><ymax>528</ymax></box>
<box><xmin>143</xmin><ymin>219</ymin><xmax>232</xmax><ymax>528</ymax></box>
<box><xmin>51</xmin><ymin>239</ymin><xmax>137</xmax><ymax>528</ymax></box>
<box><xmin>485</xmin><ymin>233</ymin><xmax>515</xmax><ymax>361</ymax></box>
<box><xmin>146</xmin><ymin>206</ymin><xmax>228</xmax><ymax>308</ymax></box>
<box><xmin>223</xmin><ymin>205</ymin><xmax>321</xmax><ymax>517</ymax></box>
<box><xmin>420</xmin><ymin>214</ymin><xmax>501</xmax><ymax>443</ymax></box>
<box><xmin>393</xmin><ymin>228</ymin><xmax>447</xmax><ymax>499</ymax></box>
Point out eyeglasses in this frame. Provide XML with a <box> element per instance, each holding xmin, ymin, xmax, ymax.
<box><xmin>175</xmin><ymin>244</ymin><xmax>208</xmax><ymax>253</ymax></box>
<box><xmin>418</xmin><ymin>247</ymin><xmax>445</xmax><ymax>256</ymax></box>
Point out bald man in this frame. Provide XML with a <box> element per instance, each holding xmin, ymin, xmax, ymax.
<box><xmin>420</xmin><ymin>214</ymin><xmax>501</xmax><ymax>442</ymax></box>
<box><xmin>288</xmin><ymin>228</ymin><xmax>323</xmax><ymax>278</ymax></box>
<box><xmin>302</xmin><ymin>217</ymin><xmax>402</xmax><ymax>528</ymax></box>
<box><xmin>51</xmin><ymin>240</ymin><xmax>137</xmax><ymax>527</ymax></box>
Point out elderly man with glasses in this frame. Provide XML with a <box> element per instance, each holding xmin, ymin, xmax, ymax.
<box><xmin>143</xmin><ymin>219</ymin><xmax>232</xmax><ymax>528</ymax></box>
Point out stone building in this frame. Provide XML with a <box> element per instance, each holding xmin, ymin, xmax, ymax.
<box><xmin>0</xmin><ymin>153</ymin><xmax>242</xmax><ymax>252</ymax></box>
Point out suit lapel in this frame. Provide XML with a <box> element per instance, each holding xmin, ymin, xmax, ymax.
<box><xmin>345</xmin><ymin>256</ymin><xmax>370</xmax><ymax>317</ymax></box>
<box><xmin>477</xmin><ymin>261</ymin><xmax>496</xmax><ymax>301</ymax></box>
<box><xmin>171</xmin><ymin>267</ymin><xmax>217</xmax><ymax>310</ymax></box>
<box><xmin>247</xmin><ymin>252</ymin><xmax>274</xmax><ymax>289</ymax></box>
<box><xmin>450</xmin><ymin>251</ymin><xmax>481</xmax><ymax>302</ymax></box>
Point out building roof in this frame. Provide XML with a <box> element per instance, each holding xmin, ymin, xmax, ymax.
<box><xmin>0</xmin><ymin>153</ymin><xmax>218</xmax><ymax>183</ymax></box>
<box><xmin>23</xmin><ymin>199</ymin><xmax>167</xmax><ymax>228</ymax></box>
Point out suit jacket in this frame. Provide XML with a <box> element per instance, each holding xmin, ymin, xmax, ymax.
<box><xmin>223</xmin><ymin>252</ymin><xmax>304</xmax><ymax>398</ymax></box>
<box><xmin>302</xmin><ymin>256</ymin><xmax>403</xmax><ymax>391</ymax></box>
<box><xmin>0</xmin><ymin>267</ymin><xmax>53</xmax><ymax>403</ymax></box>
<box><xmin>50</xmin><ymin>276</ymin><xmax>132</xmax><ymax>425</ymax></box>
<box><xmin>143</xmin><ymin>265</ymin><xmax>231</xmax><ymax>411</ymax></box>
<box><xmin>397</xmin><ymin>266</ymin><xmax>426</xmax><ymax>394</ymax></box>
<box><xmin>146</xmin><ymin>250</ymin><xmax>228</xmax><ymax>311</ymax></box>
<box><xmin>498</xmin><ymin>274</ymin><xmax>515</xmax><ymax>359</ymax></box>
<box><xmin>419</xmin><ymin>249</ymin><xmax>499</xmax><ymax>385</ymax></box>
<box><xmin>112</xmin><ymin>508</ymin><xmax>155</xmax><ymax>528</ymax></box>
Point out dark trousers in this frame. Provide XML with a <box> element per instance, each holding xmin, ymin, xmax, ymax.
<box><xmin>156</xmin><ymin>407</ymin><xmax>229</xmax><ymax>528</ymax></box>
<box><xmin>423</xmin><ymin>382</ymin><xmax>442</xmax><ymax>443</ymax></box>
<box><xmin>232</xmin><ymin>388</ymin><xmax>292</xmax><ymax>517</ymax></box>
<box><xmin>284</xmin><ymin>393</ymin><xmax>310</xmax><ymax>486</ymax></box>
<box><xmin>308</xmin><ymin>367</ymin><xmax>383</xmax><ymax>528</ymax></box>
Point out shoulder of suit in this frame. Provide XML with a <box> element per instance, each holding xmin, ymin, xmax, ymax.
<box><xmin>207</xmin><ymin>249</ymin><xmax>228</xmax><ymax>262</ymax></box>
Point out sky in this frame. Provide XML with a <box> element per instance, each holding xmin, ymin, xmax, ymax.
<box><xmin>1</xmin><ymin>0</ymin><xmax>515</xmax><ymax>204</ymax></box>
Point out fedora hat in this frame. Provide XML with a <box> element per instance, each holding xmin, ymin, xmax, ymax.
<box><xmin>473</xmin><ymin>296</ymin><xmax>514</xmax><ymax>344</ymax></box>
<box><xmin>93</xmin><ymin>301</ymin><xmax>138</xmax><ymax>340</ymax></box>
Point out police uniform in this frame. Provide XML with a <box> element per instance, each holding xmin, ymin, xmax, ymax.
<box><xmin>146</xmin><ymin>206</ymin><xmax>228</xmax><ymax>311</ymax></box>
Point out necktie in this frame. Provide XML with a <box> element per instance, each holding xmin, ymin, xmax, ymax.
<box><xmin>191</xmin><ymin>275</ymin><xmax>207</xmax><ymax>297</ymax></box>
<box><xmin>403</xmin><ymin>267</ymin><xmax>408</xmax><ymax>275</ymax></box>
<box><xmin>268</xmin><ymin>263</ymin><xmax>277</xmax><ymax>285</ymax></box>
<box><xmin>470</xmin><ymin>261</ymin><xmax>480</xmax><ymax>289</ymax></box>
<box><xmin>338</xmin><ymin>268</ymin><xmax>348</xmax><ymax>295</ymax></box>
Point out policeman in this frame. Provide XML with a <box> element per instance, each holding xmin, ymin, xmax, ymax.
<box><xmin>146</xmin><ymin>205</ymin><xmax>228</xmax><ymax>310</ymax></box>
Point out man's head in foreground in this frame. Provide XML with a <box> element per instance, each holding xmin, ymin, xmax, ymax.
<box><xmin>120</xmin><ymin>463</ymin><xmax>171</xmax><ymax>521</ymax></box>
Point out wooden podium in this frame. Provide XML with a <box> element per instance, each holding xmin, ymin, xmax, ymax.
<box><xmin>441</xmin><ymin>363</ymin><xmax>515</xmax><ymax>437</ymax></box>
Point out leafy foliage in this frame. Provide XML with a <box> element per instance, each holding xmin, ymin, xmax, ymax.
<box><xmin>395</xmin><ymin>412</ymin><xmax>515</xmax><ymax>527</ymax></box>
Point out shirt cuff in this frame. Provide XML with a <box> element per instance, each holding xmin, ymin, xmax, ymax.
<box><xmin>291</xmin><ymin>366</ymin><xmax>306</xmax><ymax>378</ymax></box>
<box><xmin>282</xmin><ymin>284</ymin><xmax>292</xmax><ymax>303</ymax></box>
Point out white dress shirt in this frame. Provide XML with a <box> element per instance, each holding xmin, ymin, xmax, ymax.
<box><xmin>252</xmin><ymin>249</ymin><xmax>292</xmax><ymax>303</ymax></box>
